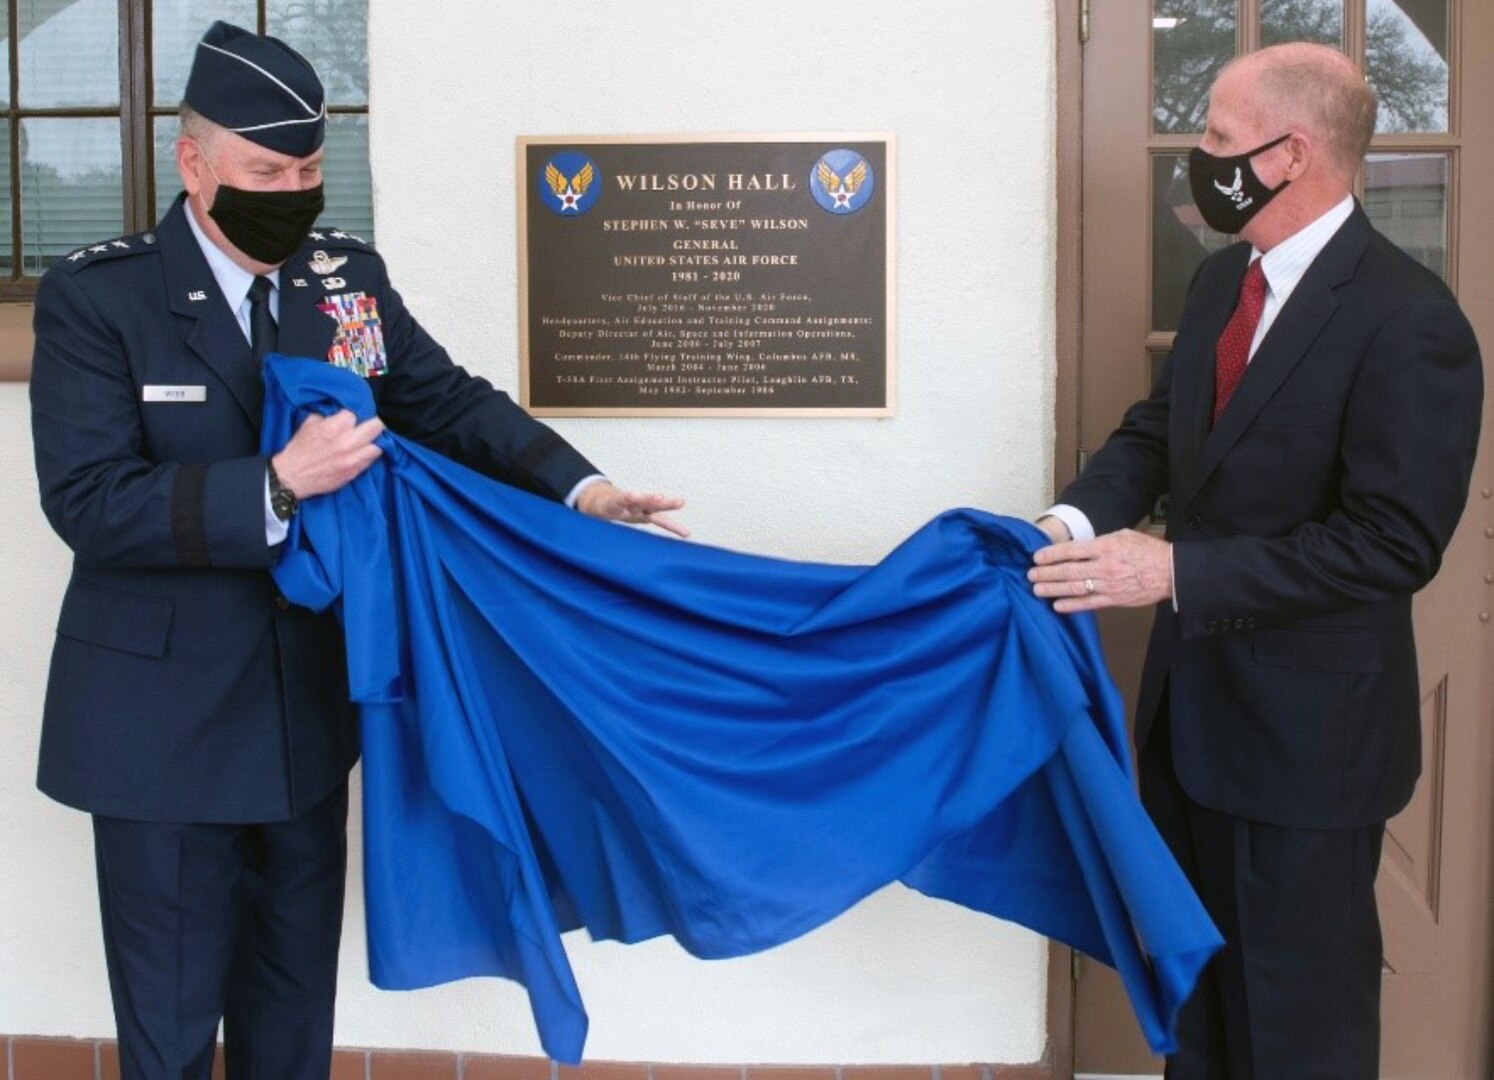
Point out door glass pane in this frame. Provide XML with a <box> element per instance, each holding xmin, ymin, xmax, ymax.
<box><xmin>0</xmin><ymin>121</ymin><xmax>12</xmax><ymax>277</ymax></box>
<box><xmin>19</xmin><ymin>0</ymin><xmax>119</xmax><ymax>106</ymax></box>
<box><xmin>153</xmin><ymin>0</ymin><xmax>258</xmax><ymax>107</ymax></box>
<box><xmin>1152</xmin><ymin>153</ymin><xmax>1232</xmax><ymax>332</ymax></box>
<box><xmin>1153</xmin><ymin>0</ymin><xmax>1236</xmax><ymax>135</ymax></box>
<box><xmin>267</xmin><ymin>0</ymin><xmax>368</xmax><ymax>106</ymax></box>
<box><xmin>319</xmin><ymin>113</ymin><xmax>373</xmax><ymax>241</ymax></box>
<box><xmin>0</xmin><ymin>24</ymin><xmax>11</xmax><ymax>108</ymax></box>
<box><xmin>20</xmin><ymin>117</ymin><xmax>123</xmax><ymax>275</ymax></box>
<box><xmin>153</xmin><ymin>116</ymin><xmax>181</xmax><ymax>222</ymax></box>
<box><xmin>1367</xmin><ymin>0</ymin><xmax>1449</xmax><ymax>133</ymax></box>
<box><xmin>1365</xmin><ymin>152</ymin><xmax>1448</xmax><ymax>280</ymax></box>
<box><xmin>1261</xmin><ymin>0</ymin><xmax>1344</xmax><ymax>48</ymax></box>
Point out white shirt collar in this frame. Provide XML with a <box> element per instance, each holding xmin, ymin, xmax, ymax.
<box><xmin>1250</xmin><ymin>194</ymin><xmax>1355</xmax><ymax>303</ymax></box>
<box><xmin>183</xmin><ymin>198</ymin><xmax>280</xmax><ymax>313</ymax></box>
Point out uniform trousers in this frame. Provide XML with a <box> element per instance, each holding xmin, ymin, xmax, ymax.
<box><xmin>92</xmin><ymin>781</ymin><xmax>348</xmax><ymax>1080</ymax></box>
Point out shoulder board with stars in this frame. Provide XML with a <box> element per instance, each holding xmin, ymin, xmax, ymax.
<box><xmin>300</xmin><ymin>227</ymin><xmax>375</xmax><ymax>252</ymax></box>
<box><xmin>55</xmin><ymin>229</ymin><xmax>159</xmax><ymax>274</ymax></box>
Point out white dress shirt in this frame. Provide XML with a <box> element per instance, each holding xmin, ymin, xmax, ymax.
<box><xmin>1043</xmin><ymin>194</ymin><xmax>1356</xmax><ymax>609</ymax></box>
<box><xmin>184</xmin><ymin>204</ymin><xmax>605</xmax><ymax>546</ymax></box>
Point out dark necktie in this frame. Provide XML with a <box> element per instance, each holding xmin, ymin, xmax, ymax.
<box><xmin>1213</xmin><ymin>258</ymin><xmax>1268</xmax><ymax>424</ymax></box>
<box><xmin>248</xmin><ymin>275</ymin><xmax>278</xmax><ymax>365</ymax></box>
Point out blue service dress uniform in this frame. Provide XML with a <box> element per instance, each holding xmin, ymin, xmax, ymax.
<box><xmin>29</xmin><ymin>192</ymin><xmax>600</xmax><ymax>1077</ymax></box>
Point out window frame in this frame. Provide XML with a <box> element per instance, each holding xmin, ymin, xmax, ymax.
<box><xmin>0</xmin><ymin>0</ymin><xmax>369</xmax><ymax>302</ymax></box>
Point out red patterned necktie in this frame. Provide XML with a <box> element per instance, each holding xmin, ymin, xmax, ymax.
<box><xmin>1213</xmin><ymin>258</ymin><xmax>1268</xmax><ymax>424</ymax></box>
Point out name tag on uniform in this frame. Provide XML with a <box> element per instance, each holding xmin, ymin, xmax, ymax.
<box><xmin>142</xmin><ymin>385</ymin><xmax>207</xmax><ymax>403</ymax></box>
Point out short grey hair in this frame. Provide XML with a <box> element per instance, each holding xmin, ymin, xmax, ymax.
<box><xmin>178</xmin><ymin>103</ymin><xmax>226</xmax><ymax>149</ymax></box>
<box><xmin>1227</xmin><ymin>43</ymin><xmax>1378</xmax><ymax>176</ymax></box>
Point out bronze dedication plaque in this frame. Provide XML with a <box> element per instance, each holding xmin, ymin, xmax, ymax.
<box><xmin>518</xmin><ymin>134</ymin><xmax>895</xmax><ymax>417</ymax></box>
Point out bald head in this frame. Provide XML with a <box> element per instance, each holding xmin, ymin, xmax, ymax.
<box><xmin>1219</xmin><ymin>43</ymin><xmax>1377</xmax><ymax>178</ymax></box>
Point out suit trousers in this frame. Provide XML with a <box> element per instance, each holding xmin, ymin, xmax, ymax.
<box><xmin>92</xmin><ymin>781</ymin><xmax>348</xmax><ymax>1080</ymax></box>
<box><xmin>1141</xmin><ymin>712</ymin><xmax>1385</xmax><ymax>1080</ymax></box>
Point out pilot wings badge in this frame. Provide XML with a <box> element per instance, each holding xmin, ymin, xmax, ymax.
<box><xmin>809</xmin><ymin>149</ymin><xmax>876</xmax><ymax>215</ymax></box>
<box><xmin>539</xmin><ymin>152</ymin><xmax>602</xmax><ymax>216</ymax></box>
<box><xmin>308</xmin><ymin>249</ymin><xmax>349</xmax><ymax>276</ymax></box>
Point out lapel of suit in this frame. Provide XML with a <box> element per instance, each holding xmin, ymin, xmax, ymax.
<box><xmin>157</xmin><ymin>197</ymin><xmax>263</xmax><ymax>430</ymax></box>
<box><xmin>1190</xmin><ymin>205</ymin><xmax>1372</xmax><ymax>498</ymax></box>
<box><xmin>277</xmin><ymin>251</ymin><xmax>339</xmax><ymax>364</ymax></box>
<box><xmin>1172</xmin><ymin>244</ymin><xmax>1251</xmax><ymax>504</ymax></box>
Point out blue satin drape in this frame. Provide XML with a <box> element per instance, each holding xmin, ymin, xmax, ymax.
<box><xmin>262</xmin><ymin>355</ymin><xmax>1220</xmax><ymax>1063</ymax></box>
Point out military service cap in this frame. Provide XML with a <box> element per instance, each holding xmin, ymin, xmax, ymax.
<box><xmin>183</xmin><ymin>21</ymin><xmax>326</xmax><ymax>157</ymax></box>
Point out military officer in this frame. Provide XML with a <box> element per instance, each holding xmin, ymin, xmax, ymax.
<box><xmin>29</xmin><ymin>21</ymin><xmax>683</xmax><ymax>1080</ymax></box>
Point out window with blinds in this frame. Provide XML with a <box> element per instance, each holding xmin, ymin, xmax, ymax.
<box><xmin>0</xmin><ymin>0</ymin><xmax>372</xmax><ymax>299</ymax></box>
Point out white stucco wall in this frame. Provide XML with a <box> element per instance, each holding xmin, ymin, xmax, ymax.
<box><xmin>0</xmin><ymin>0</ymin><xmax>1058</xmax><ymax>1065</ymax></box>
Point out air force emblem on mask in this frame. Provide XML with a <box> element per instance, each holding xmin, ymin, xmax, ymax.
<box><xmin>318</xmin><ymin>291</ymin><xmax>388</xmax><ymax>378</ymax></box>
<box><xmin>809</xmin><ymin>149</ymin><xmax>874</xmax><ymax>215</ymax></box>
<box><xmin>1214</xmin><ymin>167</ymin><xmax>1252</xmax><ymax>211</ymax></box>
<box><xmin>540</xmin><ymin>152</ymin><xmax>601</xmax><ymax>216</ymax></box>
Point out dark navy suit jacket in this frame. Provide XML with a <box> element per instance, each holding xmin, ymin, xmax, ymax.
<box><xmin>30</xmin><ymin>194</ymin><xmax>598</xmax><ymax>823</ymax></box>
<box><xmin>1058</xmin><ymin>206</ymin><xmax>1482</xmax><ymax>828</ymax></box>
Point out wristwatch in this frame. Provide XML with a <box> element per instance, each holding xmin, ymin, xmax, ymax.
<box><xmin>267</xmin><ymin>459</ymin><xmax>299</xmax><ymax>521</ymax></box>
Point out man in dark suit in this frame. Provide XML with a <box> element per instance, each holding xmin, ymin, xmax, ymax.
<box><xmin>1028</xmin><ymin>44</ymin><xmax>1482</xmax><ymax>1077</ymax></box>
<box><xmin>29</xmin><ymin>22</ymin><xmax>683</xmax><ymax>1080</ymax></box>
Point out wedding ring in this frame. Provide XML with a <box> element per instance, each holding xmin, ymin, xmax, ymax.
<box><xmin>1083</xmin><ymin>578</ymin><xmax>1096</xmax><ymax>595</ymax></box>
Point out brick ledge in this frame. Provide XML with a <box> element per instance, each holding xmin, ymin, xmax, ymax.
<box><xmin>2</xmin><ymin>1035</ymin><xmax>1052</xmax><ymax>1080</ymax></box>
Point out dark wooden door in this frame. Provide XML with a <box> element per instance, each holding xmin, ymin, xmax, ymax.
<box><xmin>1067</xmin><ymin>2</ymin><xmax>1493</xmax><ymax>1075</ymax></box>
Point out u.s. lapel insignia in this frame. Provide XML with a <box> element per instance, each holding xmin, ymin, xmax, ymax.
<box><xmin>317</xmin><ymin>291</ymin><xmax>388</xmax><ymax>378</ymax></box>
<box><xmin>291</xmin><ymin>277</ymin><xmax>309</xmax><ymax>288</ymax></box>
<box><xmin>307</xmin><ymin>249</ymin><xmax>348</xmax><ymax>276</ymax></box>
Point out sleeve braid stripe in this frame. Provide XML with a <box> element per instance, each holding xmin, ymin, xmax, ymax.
<box><xmin>171</xmin><ymin>464</ymin><xmax>212</xmax><ymax>567</ymax></box>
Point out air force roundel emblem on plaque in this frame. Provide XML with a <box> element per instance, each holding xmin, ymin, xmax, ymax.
<box><xmin>809</xmin><ymin>148</ymin><xmax>875</xmax><ymax>215</ymax></box>
<box><xmin>540</xmin><ymin>151</ymin><xmax>602</xmax><ymax>216</ymax></box>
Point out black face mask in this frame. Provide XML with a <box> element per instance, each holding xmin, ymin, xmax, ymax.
<box><xmin>204</xmin><ymin>162</ymin><xmax>325</xmax><ymax>266</ymax></box>
<box><xmin>1188</xmin><ymin>133</ymin><xmax>1292</xmax><ymax>234</ymax></box>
